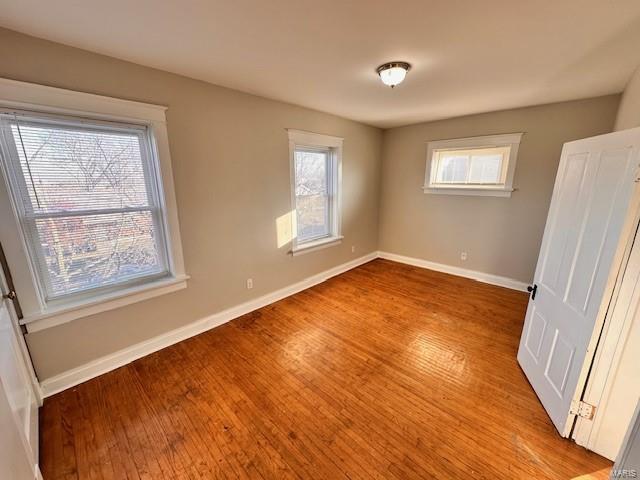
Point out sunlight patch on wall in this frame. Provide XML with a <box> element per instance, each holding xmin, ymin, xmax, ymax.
<box><xmin>276</xmin><ymin>210</ymin><xmax>297</xmax><ymax>248</ymax></box>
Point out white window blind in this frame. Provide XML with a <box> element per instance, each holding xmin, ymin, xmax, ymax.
<box><xmin>294</xmin><ymin>148</ymin><xmax>332</xmax><ymax>243</ymax></box>
<box><xmin>0</xmin><ymin>112</ymin><xmax>170</xmax><ymax>303</ymax></box>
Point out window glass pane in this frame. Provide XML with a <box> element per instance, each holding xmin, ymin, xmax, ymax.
<box><xmin>432</xmin><ymin>146</ymin><xmax>510</xmax><ymax>186</ymax></box>
<box><xmin>10</xmin><ymin>122</ymin><xmax>149</xmax><ymax>213</ymax></box>
<box><xmin>0</xmin><ymin>115</ymin><xmax>168</xmax><ymax>301</ymax></box>
<box><xmin>35</xmin><ymin>210</ymin><xmax>163</xmax><ymax>297</ymax></box>
<box><xmin>469</xmin><ymin>154</ymin><xmax>503</xmax><ymax>184</ymax></box>
<box><xmin>436</xmin><ymin>154</ymin><xmax>469</xmax><ymax>183</ymax></box>
<box><xmin>294</xmin><ymin>149</ymin><xmax>329</xmax><ymax>242</ymax></box>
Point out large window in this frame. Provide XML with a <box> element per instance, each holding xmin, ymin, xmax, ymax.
<box><xmin>424</xmin><ymin>133</ymin><xmax>523</xmax><ymax>197</ymax></box>
<box><xmin>0</xmin><ymin>113</ymin><xmax>170</xmax><ymax>302</ymax></box>
<box><xmin>0</xmin><ymin>78</ymin><xmax>187</xmax><ymax>332</ymax></box>
<box><xmin>288</xmin><ymin>130</ymin><xmax>342</xmax><ymax>254</ymax></box>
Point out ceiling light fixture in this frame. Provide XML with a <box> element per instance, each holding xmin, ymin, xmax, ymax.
<box><xmin>376</xmin><ymin>61</ymin><xmax>411</xmax><ymax>88</ymax></box>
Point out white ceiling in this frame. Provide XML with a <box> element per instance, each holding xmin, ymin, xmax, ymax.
<box><xmin>1</xmin><ymin>0</ymin><xmax>640</xmax><ymax>128</ymax></box>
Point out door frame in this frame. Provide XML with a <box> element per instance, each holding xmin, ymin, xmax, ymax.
<box><xmin>0</xmin><ymin>249</ymin><xmax>42</xmax><ymax>407</ymax></box>
<box><xmin>0</xmin><ymin>269</ymin><xmax>43</xmax><ymax>479</ymax></box>
<box><xmin>572</xmin><ymin>207</ymin><xmax>640</xmax><ymax>456</ymax></box>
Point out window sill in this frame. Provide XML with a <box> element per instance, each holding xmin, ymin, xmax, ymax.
<box><xmin>423</xmin><ymin>186</ymin><xmax>515</xmax><ymax>197</ymax></box>
<box><xmin>21</xmin><ymin>274</ymin><xmax>190</xmax><ymax>333</ymax></box>
<box><xmin>291</xmin><ymin>236</ymin><xmax>343</xmax><ymax>256</ymax></box>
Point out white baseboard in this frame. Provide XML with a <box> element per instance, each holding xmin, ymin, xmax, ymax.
<box><xmin>40</xmin><ymin>252</ymin><xmax>378</xmax><ymax>397</ymax></box>
<box><xmin>40</xmin><ymin>250</ymin><xmax>528</xmax><ymax>397</ymax></box>
<box><xmin>377</xmin><ymin>251</ymin><xmax>530</xmax><ymax>292</ymax></box>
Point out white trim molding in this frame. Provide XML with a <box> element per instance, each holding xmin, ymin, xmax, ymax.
<box><xmin>0</xmin><ymin>77</ymin><xmax>167</xmax><ymax>123</ymax></box>
<box><xmin>23</xmin><ymin>275</ymin><xmax>189</xmax><ymax>333</ymax></box>
<box><xmin>423</xmin><ymin>186</ymin><xmax>515</xmax><ymax>197</ymax></box>
<box><xmin>291</xmin><ymin>235</ymin><xmax>344</xmax><ymax>256</ymax></box>
<box><xmin>40</xmin><ymin>252</ymin><xmax>377</xmax><ymax>397</ymax></box>
<box><xmin>424</xmin><ymin>132</ymin><xmax>523</xmax><ymax>197</ymax></box>
<box><xmin>287</xmin><ymin>129</ymin><xmax>343</xmax><ymax>149</ymax></box>
<box><xmin>378</xmin><ymin>251</ymin><xmax>529</xmax><ymax>291</ymax></box>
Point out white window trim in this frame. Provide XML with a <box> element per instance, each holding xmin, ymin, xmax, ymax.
<box><xmin>423</xmin><ymin>133</ymin><xmax>523</xmax><ymax>197</ymax></box>
<box><xmin>23</xmin><ymin>275</ymin><xmax>190</xmax><ymax>333</ymax></box>
<box><xmin>287</xmin><ymin>129</ymin><xmax>343</xmax><ymax>255</ymax></box>
<box><xmin>0</xmin><ymin>78</ymin><xmax>188</xmax><ymax>332</ymax></box>
<box><xmin>290</xmin><ymin>235</ymin><xmax>345</xmax><ymax>257</ymax></box>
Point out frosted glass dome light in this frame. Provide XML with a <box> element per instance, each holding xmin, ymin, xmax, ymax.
<box><xmin>377</xmin><ymin>62</ymin><xmax>411</xmax><ymax>88</ymax></box>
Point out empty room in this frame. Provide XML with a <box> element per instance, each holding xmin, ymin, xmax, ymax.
<box><xmin>1</xmin><ymin>1</ymin><xmax>640</xmax><ymax>479</ymax></box>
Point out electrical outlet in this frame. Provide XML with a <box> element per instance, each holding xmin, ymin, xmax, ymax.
<box><xmin>246</xmin><ymin>278</ymin><xmax>253</xmax><ymax>289</ymax></box>
<box><xmin>351</xmin><ymin>245</ymin><xmax>356</xmax><ymax>253</ymax></box>
<box><xmin>460</xmin><ymin>252</ymin><xmax>468</xmax><ymax>261</ymax></box>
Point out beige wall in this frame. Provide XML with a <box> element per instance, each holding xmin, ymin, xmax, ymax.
<box><xmin>0</xmin><ymin>26</ymin><xmax>627</xmax><ymax>382</ymax></box>
<box><xmin>0</xmin><ymin>28</ymin><xmax>383</xmax><ymax>380</ymax></box>
<box><xmin>378</xmin><ymin>96</ymin><xmax>620</xmax><ymax>283</ymax></box>
<box><xmin>616</xmin><ymin>66</ymin><xmax>640</xmax><ymax>131</ymax></box>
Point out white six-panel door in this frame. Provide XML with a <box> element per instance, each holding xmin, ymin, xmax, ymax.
<box><xmin>518</xmin><ymin>128</ymin><xmax>640</xmax><ymax>436</ymax></box>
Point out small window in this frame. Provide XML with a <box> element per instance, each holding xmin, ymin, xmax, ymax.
<box><xmin>288</xmin><ymin>130</ymin><xmax>342</xmax><ymax>255</ymax></box>
<box><xmin>0</xmin><ymin>112</ymin><xmax>171</xmax><ymax>304</ymax></box>
<box><xmin>424</xmin><ymin>133</ymin><xmax>523</xmax><ymax>197</ymax></box>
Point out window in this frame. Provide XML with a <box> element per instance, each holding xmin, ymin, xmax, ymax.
<box><xmin>288</xmin><ymin>130</ymin><xmax>342</xmax><ymax>254</ymax></box>
<box><xmin>0</xmin><ymin>113</ymin><xmax>169</xmax><ymax>302</ymax></box>
<box><xmin>0</xmin><ymin>78</ymin><xmax>187</xmax><ymax>331</ymax></box>
<box><xmin>424</xmin><ymin>133</ymin><xmax>523</xmax><ymax>197</ymax></box>
<box><xmin>295</xmin><ymin>148</ymin><xmax>331</xmax><ymax>242</ymax></box>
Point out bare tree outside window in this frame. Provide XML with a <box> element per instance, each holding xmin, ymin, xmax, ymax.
<box><xmin>294</xmin><ymin>149</ymin><xmax>330</xmax><ymax>242</ymax></box>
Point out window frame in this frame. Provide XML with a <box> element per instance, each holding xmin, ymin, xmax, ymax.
<box><xmin>0</xmin><ymin>112</ymin><xmax>172</xmax><ymax>304</ymax></box>
<box><xmin>0</xmin><ymin>78</ymin><xmax>188</xmax><ymax>333</ymax></box>
<box><xmin>287</xmin><ymin>129</ymin><xmax>343</xmax><ymax>255</ymax></box>
<box><xmin>423</xmin><ymin>133</ymin><xmax>523</xmax><ymax>197</ymax></box>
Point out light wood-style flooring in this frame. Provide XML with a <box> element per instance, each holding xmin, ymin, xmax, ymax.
<box><xmin>40</xmin><ymin>259</ymin><xmax>611</xmax><ymax>479</ymax></box>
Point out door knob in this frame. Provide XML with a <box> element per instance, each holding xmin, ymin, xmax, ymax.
<box><xmin>527</xmin><ymin>284</ymin><xmax>538</xmax><ymax>300</ymax></box>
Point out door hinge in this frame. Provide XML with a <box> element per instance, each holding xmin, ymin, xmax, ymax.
<box><xmin>570</xmin><ymin>400</ymin><xmax>596</xmax><ymax>420</ymax></box>
<box><xmin>2</xmin><ymin>290</ymin><xmax>17</xmax><ymax>301</ymax></box>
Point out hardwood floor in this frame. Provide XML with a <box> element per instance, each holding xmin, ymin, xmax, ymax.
<box><xmin>40</xmin><ymin>259</ymin><xmax>611</xmax><ymax>479</ymax></box>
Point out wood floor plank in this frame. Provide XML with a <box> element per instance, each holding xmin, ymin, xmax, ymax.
<box><xmin>40</xmin><ymin>259</ymin><xmax>611</xmax><ymax>479</ymax></box>
<box><xmin>195</xmin><ymin>328</ymin><xmax>396</xmax><ymax>480</ymax></box>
